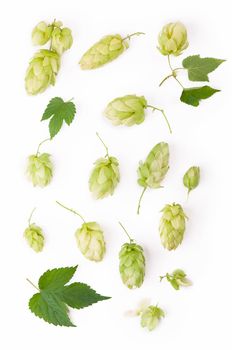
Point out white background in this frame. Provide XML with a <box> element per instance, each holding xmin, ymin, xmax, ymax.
<box><xmin>1</xmin><ymin>0</ymin><xmax>232</xmax><ymax>349</ymax></box>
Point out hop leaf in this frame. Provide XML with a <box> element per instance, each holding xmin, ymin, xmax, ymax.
<box><xmin>41</xmin><ymin>97</ymin><xmax>77</xmax><ymax>138</ymax></box>
<box><xmin>28</xmin><ymin>266</ymin><xmax>110</xmax><ymax>327</ymax></box>
<box><xmin>180</xmin><ymin>86</ymin><xmax>220</xmax><ymax>106</ymax></box>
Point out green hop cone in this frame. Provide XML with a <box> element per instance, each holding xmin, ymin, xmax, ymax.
<box><xmin>158</xmin><ymin>22</ymin><xmax>188</xmax><ymax>56</ymax></box>
<box><xmin>32</xmin><ymin>21</ymin><xmax>53</xmax><ymax>45</ymax></box>
<box><xmin>26</xmin><ymin>153</ymin><xmax>53</xmax><ymax>187</ymax></box>
<box><xmin>140</xmin><ymin>305</ymin><xmax>165</xmax><ymax>331</ymax></box>
<box><xmin>89</xmin><ymin>133</ymin><xmax>120</xmax><ymax>199</ymax></box>
<box><xmin>51</xmin><ymin>27</ymin><xmax>73</xmax><ymax>55</ymax></box>
<box><xmin>75</xmin><ymin>222</ymin><xmax>106</xmax><ymax>262</ymax></box>
<box><xmin>183</xmin><ymin>166</ymin><xmax>200</xmax><ymax>194</ymax></box>
<box><xmin>24</xmin><ymin>224</ymin><xmax>45</xmax><ymax>252</ymax></box>
<box><xmin>25</xmin><ymin>49</ymin><xmax>60</xmax><ymax>95</ymax></box>
<box><xmin>79</xmin><ymin>32</ymin><xmax>144</xmax><ymax>69</ymax></box>
<box><xmin>119</xmin><ymin>222</ymin><xmax>145</xmax><ymax>289</ymax></box>
<box><xmin>137</xmin><ymin>142</ymin><xmax>169</xmax><ymax>214</ymax></box>
<box><xmin>159</xmin><ymin>203</ymin><xmax>187</xmax><ymax>250</ymax></box>
<box><xmin>161</xmin><ymin>269</ymin><xmax>192</xmax><ymax>290</ymax></box>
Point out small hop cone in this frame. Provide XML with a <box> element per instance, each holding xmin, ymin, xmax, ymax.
<box><xmin>158</xmin><ymin>22</ymin><xmax>188</xmax><ymax>56</ymax></box>
<box><xmin>26</xmin><ymin>153</ymin><xmax>53</xmax><ymax>187</ymax></box>
<box><xmin>104</xmin><ymin>95</ymin><xmax>147</xmax><ymax>126</ymax></box>
<box><xmin>51</xmin><ymin>27</ymin><xmax>73</xmax><ymax>55</ymax></box>
<box><xmin>137</xmin><ymin>142</ymin><xmax>169</xmax><ymax>189</ymax></box>
<box><xmin>161</xmin><ymin>269</ymin><xmax>192</xmax><ymax>290</ymax></box>
<box><xmin>25</xmin><ymin>49</ymin><xmax>60</xmax><ymax>95</ymax></box>
<box><xmin>119</xmin><ymin>242</ymin><xmax>145</xmax><ymax>289</ymax></box>
<box><xmin>24</xmin><ymin>224</ymin><xmax>44</xmax><ymax>252</ymax></box>
<box><xmin>32</xmin><ymin>21</ymin><xmax>53</xmax><ymax>45</ymax></box>
<box><xmin>159</xmin><ymin>203</ymin><xmax>187</xmax><ymax>250</ymax></box>
<box><xmin>140</xmin><ymin>306</ymin><xmax>165</xmax><ymax>331</ymax></box>
<box><xmin>75</xmin><ymin>222</ymin><xmax>106</xmax><ymax>262</ymax></box>
<box><xmin>89</xmin><ymin>157</ymin><xmax>120</xmax><ymax>199</ymax></box>
<box><xmin>183</xmin><ymin>166</ymin><xmax>200</xmax><ymax>194</ymax></box>
<box><xmin>79</xmin><ymin>34</ymin><xmax>128</xmax><ymax>69</ymax></box>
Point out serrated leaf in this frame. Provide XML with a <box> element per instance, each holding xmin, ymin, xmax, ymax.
<box><xmin>39</xmin><ymin>266</ymin><xmax>77</xmax><ymax>291</ymax></box>
<box><xmin>182</xmin><ymin>55</ymin><xmax>225</xmax><ymax>82</ymax></box>
<box><xmin>180</xmin><ymin>86</ymin><xmax>220</xmax><ymax>106</ymax></box>
<box><xmin>41</xmin><ymin>97</ymin><xmax>77</xmax><ymax>138</ymax></box>
<box><xmin>59</xmin><ymin>282</ymin><xmax>110</xmax><ymax>309</ymax></box>
<box><xmin>29</xmin><ymin>292</ymin><xmax>75</xmax><ymax>327</ymax></box>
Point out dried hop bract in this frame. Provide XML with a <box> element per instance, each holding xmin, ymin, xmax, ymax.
<box><xmin>140</xmin><ymin>306</ymin><xmax>165</xmax><ymax>331</ymax></box>
<box><xmin>158</xmin><ymin>22</ymin><xmax>188</xmax><ymax>56</ymax></box>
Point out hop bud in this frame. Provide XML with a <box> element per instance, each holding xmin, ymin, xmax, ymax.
<box><xmin>79</xmin><ymin>34</ymin><xmax>128</xmax><ymax>69</ymax></box>
<box><xmin>159</xmin><ymin>203</ymin><xmax>187</xmax><ymax>250</ymax></box>
<box><xmin>183</xmin><ymin>166</ymin><xmax>200</xmax><ymax>194</ymax></box>
<box><xmin>160</xmin><ymin>269</ymin><xmax>192</xmax><ymax>290</ymax></box>
<box><xmin>158</xmin><ymin>22</ymin><xmax>188</xmax><ymax>56</ymax></box>
<box><xmin>138</xmin><ymin>142</ymin><xmax>169</xmax><ymax>189</ymax></box>
<box><xmin>75</xmin><ymin>222</ymin><xmax>105</xmax><ymax>262</ymax></box>
<box><xmin>25</xmin><ymin>49</ymin><xmax>60</xmax><ymax>95</ymax></box>
<box><xmin>51</xmin><ymin>27</ymin><xmax>73</xmax><ymax>55</ymax></box>
<box><xmin>119</xmin><ymin>242</ymin><xmax>145</xmax><ymax>289</ymax></box>
<box><xmin>32</xmin><ymin>21</ymin><xmax>53</xmax><ymax>45</ymax></box>
<box><xmin>26</xmin><ymin>153</ymin><xmax>53</xmax><ymax>187</ymax></box>
<box><xmin>104</xmin><ymin>95</ymin><xmax>147</xmax><ymax>126</ymax></box>
<box><xmin>140</xmin><ymin>305</ymin><xmax>165</xmax><ymax>331</ymax></box>
<box><xmin>24</xmin><ymin>224</ymin><xmax>44</xmax><ymax>252</ymax></box>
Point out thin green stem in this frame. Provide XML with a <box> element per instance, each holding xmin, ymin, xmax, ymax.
<box><xmin>36</xmin><ymin>138</ymin><xmax>50</xmax><ymax>156</ymax></box>
<box><xmin>28</xmin><ymin>207</ymin><xmax>36</xmax><ymax>226</ymax></box>
<box><xmin>96</xmin><ymin>132</ymin><xmax>109</xmax><ymax>158</ymax></box>
<box><xmin>122</xmin><ymin>32</ymin><xmax>145</xmax><ymax>41</ymax></box>
<box><xmin>159</xmin><ymin>55</ymin><xmax>185</xmax><ymax>89</ymax></box>
<box><xmin>56</xmin><ymin>201</ymin><xmax>86</xmax><ymax>223</ymax></box>
<box><xmin>137</xmin><ymin>187</ymin><xmax>147</xmax><ymax>215</ymax></box>
<box><xmin>167</xmin><ymin>55</ymin><xmax>173</xmax><ymax>71</ymax></box>
<box><xmin>147</xmin><ymin>105</ymin><xmax>172</xmax><ymax>134</ymax></box>
<box><xmin>173</xmin><ymin>76</ymin><xmax>184</xmax><ymax>88</ymax></box>
<box><xmin>118</xmin><ymin>222</ymin><xmax>133</xmax><ymax>243</ymax></box>
<box><xmin>159</xmin><ymin>74</ymin><xmax>173</xmax><ymax>87</ymax></box>
<box><xmin>26</xmin><ymin>278</ymin><xmax>39</xmax><ymax>291</ymax></box>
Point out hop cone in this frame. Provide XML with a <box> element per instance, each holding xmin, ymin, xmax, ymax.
<box><xmin>25</xmin><ymin>49</ymin><xmax>60</xmax><ymax>95</ymax></box>
<box><xmin>79</xmin><ymin>34</ymin><xmax>127</xmax><ymax>69</ymax></box>
<box><xmin>51</xmin><ymin>27</ymin><xmax>73</xmax><ymax>55</ymax></box>
<box><xmin>119</xmin><ymin>242</ymin><xmax>145</xmax><ymax>289</ymax></box>
<box><xmin>24</xmin><ymin>224</ymin><xmax>44</xmax><ymax>252</ymax></box>
<box><xmin>32</xmin><ymin>21</ymin><xmax>53</xmax><ymax>45</ymax></box>
<box><xmin>137</xmin><ymin>142</ymin><xmax>169</xmax><ymax>189</ymax></box>
<box><xmin>159</xmin><ymin>203</ymin><xmax>187</xmax><ymax>250</ymax></box>
<box><xmin>75</xmin><ymin>222</ymin><xmax>105</xmax><ymax>262</ymax></box>
<box><xmin>158</xmin><ymin>22</ymin><xmax>188</xmax><ymax>56</ymax></box>
<box><xmin>26</xmin><ymin>153</ymin><xmax>53</xmax><ymax>187</ymax></box>
<box><xmin>89</xmin><ymin>157</ymin><xmax>120</xmax><ymax>199</ymax></box>
<box><xmin>140</xmin><ymin>306</ymin><xmax>165</xmax><ymax>331</ymax></box>
<box><xmin>183</xmin><ymin>166</ymin><xmax>200</xmax><ymax>194</ymax></box>
<box><xmin>104</xmin><ymin>95</ymin><xmax>147</xmax><ymax>126</ymax></box>
<box><xmin>163</xmin><ymin>269</ymin><xmax>192</xmax><ymax>290</ymax></box>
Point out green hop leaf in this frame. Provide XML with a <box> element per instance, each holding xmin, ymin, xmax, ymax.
<box><xmin>28</xmin><ymin>266</ymin><xmax>110</xmax><ymax>327</ymax></box>
<box><xmin>182</xmin><ymin>55</ymin><xmax>225</xmax><ymax>82</ymax></box>
<box><xmin>41</xmin><ymin>97</ymin><xmax>77</xmax><ymax>138</ymax></box>
<box><xmin>180</xmin><ymin>86</ymin><xmax>220</xmax><ymax>106</ymax></box>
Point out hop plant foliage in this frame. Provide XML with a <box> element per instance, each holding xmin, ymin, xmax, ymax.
<box><xmin>118</xmin><ymin>223</ymin><xmax>145</xmax><ymax>289</ymax></box>
<box><xmin>159</xmin><ymin>203</ymin><xmax>187</xmax><ymax>250</ymax></box>
<box><xmin>160</xmin><ymin>269</ymin><xmax>192</xmax><ymax>290</ymax></box>
<box><xmin>24</xmin><ymin>208</ymin><xmax>44</xmax><ymax>253</ymax></box>
<box><xmin>183</xmin><ymin>166</ymin><xmax>200</xmax><ymax>194</ymax></box>
<box><xmin>89</xmin><ymin>133</ymin><xmax>120</xmax><ymax>199</ymax></box>
<box><xmin>79</xmin><ymin>32</ymin><xmax>145</xmax><ymax>69</ymax></box>
<box><xmin>140</xmin><ymin>305</ymin><xmax>165</xmax><ymax>331</ymax></box>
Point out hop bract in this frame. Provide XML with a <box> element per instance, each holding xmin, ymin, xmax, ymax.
<box><xmin>79</xmin><ymin>34</ymin><xmax>127</xmax><ymax>69</ymax></box>
<box><xmin>137</xmin><ymin>142</ymin><xmax>169</xmax><ymax>189</ymax></box>
<box><xmin>89</xmin><ymin>157</ymin><xmax>120</xmax><ymax>199</ymax></box>
<box><xmin>171</xmin><ymin>269</ymin><xmax>192</xmax><ymax>288</ymax></box>
<box><xmin>24</xmin><ymin>224</ymin><xmax>44</xmax><ymax>252</ymax></box>
<box><xmin>25</xmin><ymin>49</ymin><xmax>60</xmax><ymax>95</ymax></box>
<box><xmin>104</xmin><ymin>95</ymin><xmax>147</xmax><ymax>126</ymax></box>
<box><xmin>32</xmin><ymin>21</ymin><xmax>52</xmax><ymax>46</ymax></box>
<box><xmin>51</xmin><ymin>27</ymin><xmax>73</xmax><ymax>55</ymax></box>
<box><xmin>75</xmin><ymin>222</ymin><xmax>105</xmax><ymax>262</ymax></box>
<box><xmin>159</xmin><ymin>203</ymin><xmax>187</xmax><ymax>250</ymax></box>
<box><xmin>119</xmin><ymin>242</ymin><xmax>145</xmax><ymax>289</ymax></box>
<box><xmin>140</xmin><ymin>305</ymin><xmax>165</xmax><ymax>331</ymax></box>
<box><xmin>26</xmin><ymin>153</ymin><xmax>53</xmax><ymax>187</ymax></box>
<box><xmin>183</xmin><ymin>166</ymin><xmax>200</xmax><ymax>194</ymax></box>
<box><xmin>158</xmin><ymin>22</ymin><xmax>188</xmax><ymax>56</ymax></box>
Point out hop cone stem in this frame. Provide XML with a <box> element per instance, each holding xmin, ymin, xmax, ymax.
<box><xmin>137</xmin><ymin>187</ymin><xmax>147</xmax><ymax>215</ymax></box>
<box><xmin>28</xmin><ymin>207</ymin><xmax>36</xmax><ymax>226</ymax></box>
<box><xmin>56</xmin><ymin>201</ymin><xmax>86</xmax><ymax>223</ymax></box>
<box><xmin>122</xmin><ymin>32</ymin><xmax>145</xmax><ymax>41</ymax></box>
<box><xmin>36</xmin><ymin>138</ymin><xmax>51</xmax><ymax>156</ymax></box>
<box><xmin>96</xmin><ymin>132</ymin><xmax>109</xmax><ymax>158</ymax></box>
<box><xmin>118</xmin><ymin>222</ymin><xmax>133</xmax><ymax>243</ymax></box>
<box><xmin>147</xmin><ymin>105</ymin><xmax>172</xmax><ymax>134</ymax></box>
